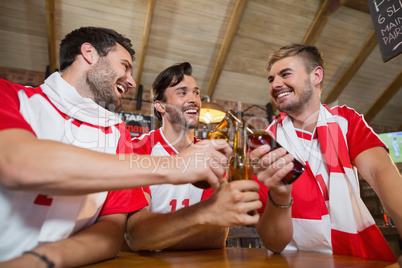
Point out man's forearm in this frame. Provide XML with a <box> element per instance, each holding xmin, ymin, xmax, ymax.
<box><xmin>40</xmin><ymin>214</ymin><xmax>126</xmax><ymax>267</ymax></box>
<box><xmin>166</xmin><ymin>225</ymin><xmax>228</xmax><ymax>250</ymax></box>
<box><xmin>256</xmin><ymin>193</ymin><xmax>293</xmax><ymax>253</ymax></box>
<box><xmin>372</xmin><ymin>168</ymin><xmax>402</xmax><ymax>238</ymax></box>
<box><xmin>126</xmin><ymin>206</ymin><xmax>228</xmax><ymax>251</ymax></box>
<box><xmin>355</xmin><ymin>147</ymin><xmax>402</xmax><ymax>238</ymax></box>
<box><xmin>0</xmin><ymin>129</ymin><xmax>168</xmax><ymax>195</ymax></box>
<box><xmin>0</xmin><ymin>214</ymin><xmax>126</xmax><ymax>268</ymax></box>
<box><xmin>0</xmin><ymin>129</ymin><xmax>227</xmax><ymax>195</ymax></box>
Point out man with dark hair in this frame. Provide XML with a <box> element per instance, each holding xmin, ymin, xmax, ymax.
<box><xmin>125</xmin><ymin>62</ymin><xmax>261</xmax><ymax>251</ymax></box>
<box><xmin>251</xmin><ymin>43</ymin><xmax>401</xmax><ymax>262</ymax></box>
<box><xmin>0</xmin><ymin>28</ymin><xmax>230</xmax><ymax>267</ymax></box>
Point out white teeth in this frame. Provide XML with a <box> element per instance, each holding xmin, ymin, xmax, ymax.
<box><xmin>277</xmin><ymin>92</ymin><xmax>291</xmax><ymax>98</ymax></box>
<box><xmin>116</xmin><ymin>84</ymin><xmax>126</xmax><ymax>94</ymax></box>
<box><xmin>184</xmin><ymin>109</ymin><xmax>197</xmax><ymax>114</ymax></box>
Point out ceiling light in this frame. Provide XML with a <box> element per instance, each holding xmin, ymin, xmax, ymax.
<box><xmin>199</xmin><ymin>96</ymin><xmax>226</xmax><ymax>124</ymax></box>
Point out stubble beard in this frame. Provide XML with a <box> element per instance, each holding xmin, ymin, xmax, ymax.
<box><xmin>165</xmin><ymin>104</ymin><xmax>199</xmax><ymax>130</ymax></box>
<box><xmin>86</xmin><ymin>57</ymin><xmax>120</xmax><ymax>111</ymax></box>
<box><xmin>277</xmin><ymin>77</ymin><xmax>313</xmax><ymax>115</ymax></box>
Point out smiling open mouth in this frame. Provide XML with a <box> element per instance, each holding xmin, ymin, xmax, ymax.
<box><xmin>184</xmin><ymin>108</ymin><xmax>198</xmax><ymax>115</ymax></box>
<box><xmin>116</xmin><ymin>84</ymin><xmax>126</xmax><ymax>95</ymax></box>
<box><xmin>276</xmin><ymin>91</ymin><xmax>292</xmax><ymax>99</ymax></box>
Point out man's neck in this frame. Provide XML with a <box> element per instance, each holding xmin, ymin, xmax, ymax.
<box><xmin>60</xmin><ymin>60</ymin><xmax>94</xmax><ymax>100</ymax></box>
<box><xmin>289</xmin><ymin>103</ymin><xmax>321</xmax><ymax>133</ymax></box>
<box><xmin>161</xmin><ymin>123</ymin><xmax>194</xmax><ymax>153</ymax></box>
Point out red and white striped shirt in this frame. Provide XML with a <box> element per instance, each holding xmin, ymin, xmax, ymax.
<box><xmin>258</xmin><ymin>104</ymin><xmax>396</xmax><ymax>262</ymax></box>
<box><xmin>0</xmin><ymin>73</ymin><xmax>147</xmax><ymax>261</ymax></box>
<box><xmin>132</xmin><ymin>128</ymin><xmax>213</xmax><ymax>213</ymax></box>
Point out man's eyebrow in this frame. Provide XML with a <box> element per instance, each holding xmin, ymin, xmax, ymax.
<box><xmin>122</xmin><ymin>59</ymin><xmax>133</xmax><ymax>69</ymax></box>
<box><xmin>175</xmin><ymin>86</ymin><xmax>200</xmax><ymax>91</ymax></box>
<box><xmin>121</xmin><ymin>59</ymin><xmax>133</xmax><ymax>75</ymax></box>
<box><xmin>278</xmin><ymin>68</ymin><xmax>292</xmax><ymax>75</ymax></box>
<box><xmin>268</xmin><ymin>68</ymin><xmax>292</xmax><ymax>81</ymax></box>
<box><xmin>175</xmin><ymin>86</ymin><xmax>188</xmax><ymax>91</ymax></box>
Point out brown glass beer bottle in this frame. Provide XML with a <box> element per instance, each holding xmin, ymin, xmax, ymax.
<box><xmin>227</xmin><ymin>122</ymin><xmax>253</xmax><ymax>182</ymax></box>
<box><xmin>206</xmin><ymin>110</ymin><xmax>256</xmax><ymax>143</ymax></box>
<box><xmin>193</xmin><ymin>110</ymin><xmax>304</xmax><ymax>188</ymax></box>
<box><xmin>227</xmin><ymin>122</ymin><xmax>256</xmax><ymax>216</ymax></box>
<box><xmin>248</xmin><ymin>130</ymin><xmax>304</xmax><ymax>184</ymax></box>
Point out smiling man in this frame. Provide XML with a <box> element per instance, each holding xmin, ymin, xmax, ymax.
<box><xmin>125</xmin><ymin>62</ymin><xmax>261</xmax><ymax>251</ymax></box>
<box><xmin>251</xmin><ymin>43</ymin><xmax>402</xmax><ymax>262</ymax></box>
<box><xmin>0</xmin><ymin>28</ymin><xmax>231</xmax><ymax>267</ymax></box>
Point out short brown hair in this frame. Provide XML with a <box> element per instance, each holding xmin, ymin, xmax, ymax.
<box><xmin>266</xmin><ymin>43</ymin><xmax>325</xmax><ymax>85</ymax></box>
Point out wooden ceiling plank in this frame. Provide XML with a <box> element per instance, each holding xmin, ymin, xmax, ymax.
<box><xmin>135</xmin><ymin>0</ymin><xmax>155</xmax><ymax>97</ymax></box>
<box><xmin>45</xmin><ymin>0</ymin><xmax>57</xmax><ymax>73</ymax></box>
<box><xmin>324</xmin><ymin>30</ymin><xmax>377</xmax><ymax>104</ymax></box>
<box><xmin>302</xmin><ymin>0</ymin><xmax>343</xmax><ymax>45</ymax></box>
<box><xmin>343</xmin><ymin>0</ymin><xmax>370</xmax><ymax>14</ymax></box>
<box><xmin>205</xmin><ymin>0</ymin><xmax>248</xmax><ymax>99</ymax></box>
<box><xmin>364</xmin><ymin>71</ymin><xmax>402</xmax><ymax>123</ymax></box>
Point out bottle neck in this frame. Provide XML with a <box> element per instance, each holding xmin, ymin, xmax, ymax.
<box><xmin>227</xmin><ymin>110</ymin><xmax>256</xmax><ymax>134</ymax></box>
<box><xmin>211</xmin><ymin>110</ymin><xmax>257</xmax><ymax>143</ymax></box>
<box><xmin>233</xmin><ymin>123</ymin><xmax>247</xmax><ymax>155</ymax></box>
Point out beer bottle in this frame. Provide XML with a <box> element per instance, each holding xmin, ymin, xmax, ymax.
<box><xmin>194</xmin><ymin>110</ymin><xmax>304</xmax><ymax>188</ymax></box>
<box><xmin>208</xmin><ymin>109</ymin><xmax>304</xmax><ymax>184</ymax></box>
<box><xmin>193</xmin><ymin>112</ymin><xmax>249</xmax><ymax>189</ymax></box>
<box><xmin>227</xmin><ymin>122</ymin><xmax>253</xmax><ymax>182</ymax></box>
<box><xmin>248</xmin><ymin>130</ymin><xmax>304</xmax><ymax>184</ymax></box>
<box><xmin>206</xmin><ymin>110</ymin><xmax>256</xmax><ymax>143</ymax></box>
<box><xmin>193</xmin><ymin>110</ymin><xmax>246</xmax><ymax>189</ymax></box>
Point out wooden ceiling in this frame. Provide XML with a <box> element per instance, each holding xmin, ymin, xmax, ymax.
<box><xmin>0</xmin><ymin>0</ymin><xmax>401</xmax><ymax>128</ymax></box>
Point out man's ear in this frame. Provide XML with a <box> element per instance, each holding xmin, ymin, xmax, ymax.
<box><xmin>311</xmin><ymin>66</ymin><xmax>323</xmax><ymax>86</ymax></box>
<box><xmin>154</xmin><ymin>100</ymin><xmax>165</xmax><ymax>114</ymax></box>
<box><xmin>81</xmin><ymin>43</ymin><xmax>98</xmax><ymax>65</ymax></box>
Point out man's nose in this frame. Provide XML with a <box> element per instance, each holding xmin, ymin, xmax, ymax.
<box><xmin>188</xmin><ymin>93</ymin><xmax>200</xmax><ymax>104</ymax></box>
<box><xmin>271</xmin><ymin>76</ymin><xmax>283</xmax><ymax>89</ymax></box>
<box><xmin>126</xmin><ymin>74</ymin><xmax>136</xmax><ymax>90</ymax></box>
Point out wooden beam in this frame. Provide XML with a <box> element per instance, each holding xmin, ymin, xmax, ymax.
<box><xmin>205</xmin><ymin>0</ymin><xmax>248</xmax><ymax>99</ymax></box>
<box><xmin>343</xmin><ymin>0</ymin><xmax>370</xmax><ymax>14</ymax></box>
<box><xmin>364</xmin><ymin>71</ymin><xmax>402</xmax><ymax>123</ymax></box>
<box><xmin>135</xmin><ymin>0</ymin><xmax>155</xmax><ymax>97</ymax></box>
<box><xmin>45</xmin><ymin>0</ymin><xmax>57</xmax><ymax>73</ymax></box>
<box><xmin>324</xmin><ymin>30</ymin><xmax>377</xmax><ymax>104</ymax></box>
<box><xmin>302</xmin><ymin>0</ymin><xmax>343</xmax><ymax>45</ymax></box>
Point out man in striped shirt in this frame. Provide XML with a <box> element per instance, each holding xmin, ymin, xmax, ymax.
<box><xmin>0</xmin><ymin>28</ymin><xmax>231</xmax><ymax>267</ymax></box>
<box><xmin>125</xmin><ymin>62</ymin><xmax>261</xmax><ymax>251</ymax></box>
<box><xmin>252</xmin><ymin>43</ymin><xmax>401</xmax><ymax>262</ymax></box>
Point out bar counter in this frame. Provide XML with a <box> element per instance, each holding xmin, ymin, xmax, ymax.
<box><xmin>84</xmin><ymin>248</ymin><xmax>398</xmax><ymax>267</ymax></box>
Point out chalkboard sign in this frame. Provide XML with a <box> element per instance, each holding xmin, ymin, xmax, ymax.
<box><xmin>367</xmin><ymin>0</ymin><xmax>402</xmax><ymax>62</ymax></box>
<box><xmin>115</xmin><ymin>111</ymin><xmax>155</xmax><ymax>138</ymax></box>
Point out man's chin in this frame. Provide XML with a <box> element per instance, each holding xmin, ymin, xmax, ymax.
<box><xmin>185</xmin><ymin>120</ymin><xmax>199</xmax><ymax>130</ymax></box>
<box><xmin>183</xmin><ymin>115</ymin><xmax>198</xmax><ymax>126</ymax></box>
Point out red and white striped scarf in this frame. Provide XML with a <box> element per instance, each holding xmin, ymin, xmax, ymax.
<box><xmin>36</xmin><ymin>72</ymin><xmax>119</xmax><ymax>243</ymax></box>
<box><xmin>267</xmin><ymin>105</ymin><xmax>396</xmax><ymax>262</ymax></box>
